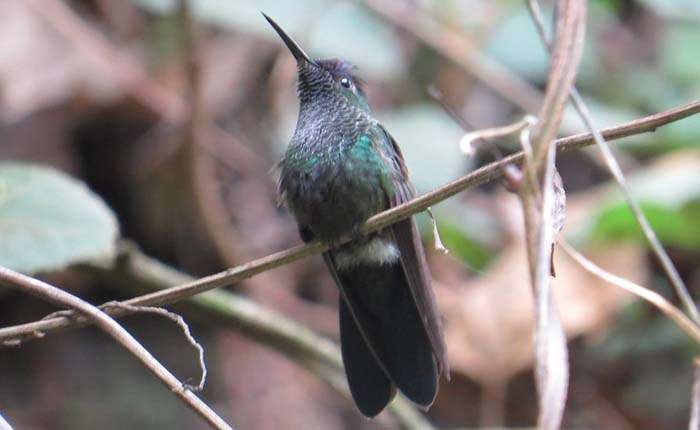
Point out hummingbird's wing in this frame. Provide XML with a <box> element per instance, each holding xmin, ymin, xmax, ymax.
<box><xmin>314</xmin><ymin>125</ymin><xmax>449</xmax><ymax>415</ymax></box>
<box><xmin>376</xmin><ymin>124</ymin><xmax>450</xmax><ymax>378</ymax></box>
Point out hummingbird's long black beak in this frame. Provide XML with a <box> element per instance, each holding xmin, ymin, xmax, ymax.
<box><xmin>262</xmin><ymin>13</ymin><xmax>317</xmax><ymax>66</ymax></box>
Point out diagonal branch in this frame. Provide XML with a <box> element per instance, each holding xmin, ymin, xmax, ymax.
<box><xmin>0</xmin><ymin>101</ymin><xmax>698</xmax><ymax>347</ymax></box>
<box><xmin>518</xmin><ymin>2</ymin><xmax>587</xmax><ymax>429</ymax></box>
<box><xmin>85</xmin><ymin>245</ymin><xmax>435</xmax><ymax>429</ymax></box>
<box><xmin>526</xmin><ymin>0</ymin><xmax>700</xmax><ymax>325</ymax></box>
<box><xmin>0</xmin><ymin>266</ymin><xmax>232</xmax><ymax>430</ymax></box>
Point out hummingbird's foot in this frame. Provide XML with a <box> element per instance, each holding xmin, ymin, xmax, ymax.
<box><xmin>328</xmin><ymin>225</ymin><xmax>365</xmax><ymax>250</ymax></box>
<box><xmin>349</xmin><ymin>224</ymin><xmax>367</xmax><ymax>242</ymax></box>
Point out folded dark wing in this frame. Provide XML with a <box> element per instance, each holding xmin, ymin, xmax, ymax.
<box><xmin>376</xmin><ymin>124</ymin><xmax>450</xmax><ymax>377</ymax></box>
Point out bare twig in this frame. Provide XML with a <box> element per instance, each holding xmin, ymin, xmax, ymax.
<box><xmin>102</xmin><ymin>301</ymin><xmax>208</xmax><ymax>391</ymax></box>
<box><xmin>89</xmin><ymin>246</ymin><xmax>435</xmax><ymax>429</ymax></box>
<box><xmin>691</xmin><ymin>358</ymin><xmax>700</xmax><ymax>430</ymax></box>
<box><xmin>517</xmin><ymin>2</ymin><xmax>586</xmax><ymax>429</ymax></box>
<box><xmin>0</xmin><ymin>103</ymin><xmax>697</xmax><ymax>346</ymax></box>
<box><xmin>428</xmin><ymin>85</ymin><xmax>525</xmax><ymax>192</ymax></box>
<box><xmin>558</xmin><ymin>241</ymin><xmax>700</xmax><ymax>345</ymax></box>
<box><xmin>526</xmin><ymin>0</ymin><xmax>700</xmax><ymax>325</ymax></box>
<box><xmin>0</xmin><ymin>267</ymin><xmax>232</xmax><ymax>430</ymax></box>
<box><xmin>459</xmin><ymin>116</ymin><xmax>536</xmax><ymax>156</ymax></box>
<box><xmin>426</xmin><ymin>207</ymin><xmax>448</xmax><ymax>254</ymax></box>
<box><xmin>526</xmin><ymin>142</ymin><xmax>570</xmax><ymax>430</ymax></box>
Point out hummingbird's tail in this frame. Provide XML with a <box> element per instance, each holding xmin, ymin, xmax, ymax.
<box><xmin>326</xmin><ymin>254</ymin><xmax>439</xmax><ymax>416</ymax></box>
<box><xmin>338</xmin><ymin>297</ymin><xmax>395</xmax><ymax>417</ymax></box>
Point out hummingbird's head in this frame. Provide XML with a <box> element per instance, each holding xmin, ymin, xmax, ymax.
<box><xmin>263</xmin><ymin>13</ymin><xmax>368</xmax><ymax>111</ymax></box>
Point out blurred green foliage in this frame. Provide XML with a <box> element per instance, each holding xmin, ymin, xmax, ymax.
<box><xmin>0</xmin><ymin>163</ymin><xmax>118</xmax><ymax>274</ymax></box>
<box><xmin>591</xmin><ymin>202</ymin><xmax>700</xmax><ymax>251</ymax></box>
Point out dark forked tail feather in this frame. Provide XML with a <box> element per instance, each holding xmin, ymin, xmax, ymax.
<box><xmin>324</xmin><ymin>240</ymin><xmax>441</xmax><ymax>416</ymax></box>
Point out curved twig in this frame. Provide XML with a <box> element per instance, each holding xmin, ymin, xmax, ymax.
<box><xmin>0</xmin><ymin>267</ymin><xmax>232</xmax><ymax>430</ymax></box>
<box><xmin>102</xmin><ymin>301</ymin><xmax>208</xmax><ymax>392</ymax></box>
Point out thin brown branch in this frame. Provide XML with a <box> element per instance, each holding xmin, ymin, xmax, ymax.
<box><xmin>0</xmin><ymin>101</ymin><xmax>697</xmax><ymax>346</ymax></box>
<box><xmin>558</xmin><ymin>241</ymin><xmax>700</xmax><ymax>344</ymax></box>
<box><xmin>92</xmin><ymin>246</ymin><xmax>436</xmax><ymax>429</ymax></box>
<box><xmin>530</xmin><ymin>0</ymin><xmax>586</xmax><ymax>167</ymax></box>
<box><xmin>103</xmin><ymin>302</ymin><xmax>208</xmax><ymax>391</ymax></box>
<box><xmin>0</xmin><ymin>266</ymin><xmax>232</xmax><ymax>430</ymax></box>
<box><xmin>526</xmin><ymin>0</ymin><xmax>700</xmax><ymax>325</ymax></box>
<box><xmin>519</xmin><ymin>2</ymin><xmax>586</xmax><ymax>429</ymax></box>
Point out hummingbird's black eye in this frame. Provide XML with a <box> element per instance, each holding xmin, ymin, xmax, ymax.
<box><xmin>340</xmin><ymin>77</ymin><xmax>352</xmax><ymax>88</ymax></box>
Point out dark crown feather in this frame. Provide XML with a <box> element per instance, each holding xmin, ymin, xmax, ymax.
<box><xmin>316</xmin><ymin>59</ymin><xmax>366</xmax><ymax>96</ymax></box>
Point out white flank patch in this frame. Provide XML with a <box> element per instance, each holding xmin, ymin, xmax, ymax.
<box><xmin>334</xmin><ymin>237</ymin><xmax>400</xmax><ymax>270</ymax></box>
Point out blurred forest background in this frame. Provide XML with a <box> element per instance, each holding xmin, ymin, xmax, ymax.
<box><xmin>1</xmin><ymin>0</ymin><xmax>699</xmax><ymax>429</ymax></box>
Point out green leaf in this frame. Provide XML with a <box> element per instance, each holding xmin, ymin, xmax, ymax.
<box><xmin>0</xmin><ymin>163</ymin><xmax>119</xmax><ymax>274</ymax></box>
<box><xmin>570</xmin><ymin>153</ymin><xmax>700</xmax><ymax>250</ymax></box>
<box><xmin>589</xmin><ymin>203</ymin><xmax>700</xmax><ymax>251</ymax></box>
<box><xmin>436</xmin><ymin>221</ymin><xmax>493</xmax><ymax>271</ymax></box>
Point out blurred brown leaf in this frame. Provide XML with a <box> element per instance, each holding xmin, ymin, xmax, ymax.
<box><xmin>0</xmin><ymin>1</ymin><xmax>120</xmax><ymax>123</ymax></box>
<box><xmin>434</xmin><ymin>191</ymin><xmax>643</xmax><ymax>386</ymax></box>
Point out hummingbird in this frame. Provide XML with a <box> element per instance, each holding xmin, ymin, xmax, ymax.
<box><xmin>264</xmin><ymin>14</ymin><xmax>449</xmax><ymax>417</ymax></box>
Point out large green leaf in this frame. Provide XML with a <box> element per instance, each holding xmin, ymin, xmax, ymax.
<box><xmin>589</xmin><ymin>203</ymin><xmax>700</xmax><ymax>252</ymax></box>
<box><xmin>0</xmin><ymin>163</ymin><xmax>119</xmax><ymax>274</ymax></box>
<box><xmin>573</xmin><ymin>153</ymin><xmax>700</xmax><ymax>251</ymax></box>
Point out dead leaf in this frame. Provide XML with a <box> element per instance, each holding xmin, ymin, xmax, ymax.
<box><xmin>0</xmin><ymin>1</ymin><xmax>120</xmax><ymax>123</ymax></box>
<box><xmin>434</xmin><ymin>191</ymin><xmax>644</xmax><ymax>385</ymax></box>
